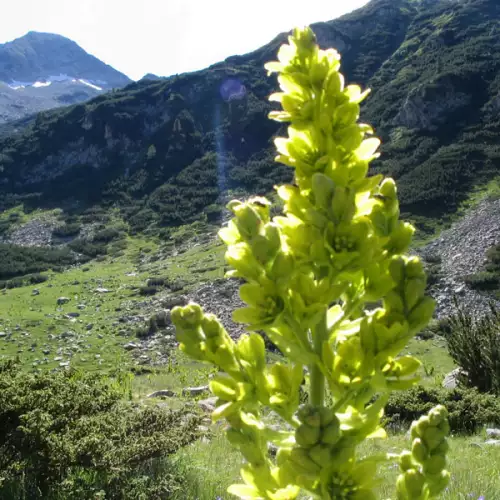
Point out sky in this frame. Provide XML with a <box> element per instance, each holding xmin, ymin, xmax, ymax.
<box><xmin>0</xmin><ymin>0</ymin><xmax>370</xmax><ymax>81</ymax></box>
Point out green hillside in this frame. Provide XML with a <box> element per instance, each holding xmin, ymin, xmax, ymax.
<box><xmin>0</xmin><ymin>0</ymin><xmax>498</xmax><ymax>234</ymax></box>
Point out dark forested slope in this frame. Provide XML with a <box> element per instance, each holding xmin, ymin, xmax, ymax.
<box><xmin>0</xmin><ymin>0</ymin><xmax>498</xmax><ymax>230</ymax></box>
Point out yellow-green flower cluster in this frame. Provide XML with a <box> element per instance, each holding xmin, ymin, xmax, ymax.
<box><xmin>397</xmin><ymin>405</ymin><xmax>451</xmax><ymax>499</ymax></box>
<box><xmin>171</xmin><ymin>25</ymin><xmax>449</xmax><ymax>500</ymax></box>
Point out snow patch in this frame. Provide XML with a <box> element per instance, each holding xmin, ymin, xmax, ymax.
<box><xmin>32</xmin><ymin>81</ymin><xmax>51</xmax><ymax>88</ymax></box>
<box><xmin>4</xmin><ymin>74</ymin><xmax>106</xmax><ymax>91</ymax></box>
<box><xmin>78</xmin><ymin>79</ymin><xmax>102</xmax><ymax>91</ymax></box>
<box><xmin>8</xmin><ymin>79</ymin><xmax>31</xmax><ymax>89</ymax></box>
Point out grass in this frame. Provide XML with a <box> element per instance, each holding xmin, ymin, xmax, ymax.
<box><xmin>0</xmin><ymin>218</ymin><xmax>226</xmax><ymax>372</ymax></box>
<box><xmin>171</xmin><ymin>428</ymin><xmax>500</xmax><ymax>500</ymax></box>
<box><xmin>172</xmin><ymin>431</ymin><xmax>243</xmax><ymax>500</ymax></box>
<box><xmin>403</xmin><ymin>336</ymin><xmax>456</xmax><ymax>386</ymax></box>
<box><xmin>1</xmin><ymin>207</ymin><xmax>497</xmax><ymax>499</ymax></box>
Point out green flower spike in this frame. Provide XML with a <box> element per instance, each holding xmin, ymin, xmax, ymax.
<box><xmin>172</xmin><ymin>26</ymin><xmax>449</xmax><ymax>500</ymax></box>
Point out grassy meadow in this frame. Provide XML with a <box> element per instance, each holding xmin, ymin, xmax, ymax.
<box><xmin>1</xmin><ymin>207</ymin><xmax>499</xmax><ymax>499</ymax></box>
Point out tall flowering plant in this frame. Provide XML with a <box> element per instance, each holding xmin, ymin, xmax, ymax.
<box><xmin>172</xmin><ymin>27</ymin><xmax>450</xmax><ymax>500</ymax></box>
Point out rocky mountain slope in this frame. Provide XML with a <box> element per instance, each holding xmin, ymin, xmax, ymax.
<box><xmin>0</xmin><ymin>31</ymin><xmax>131</xmax><ymax>124</ymax></box>
<box><xmin>419</xmin><ymin>196</ymin><xmax>500</xmax><ymax>318</ymax></box>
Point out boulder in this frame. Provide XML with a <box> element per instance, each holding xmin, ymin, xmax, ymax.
<box><xmin>124</xmin><ymin>342</ymin><xmax>139</xmax><ymax>350</ymax></box>
<box><xmin>57</xmin><ymin>297</ymin><xmax>70</xmax><ymax>305</ymax></box>
<box><xmin>486</xmin><ymin>428</ymin><xmax>500</xmax><ymax>439</ymax></box>
<box><xmin>161</xmin><ymin>295</ymin><xmax>188</xmax><ymax>309</ymax></box>
<box><xmin>442</xmin><ymin>368</ymin><xmax>467</xmax><ymax>389</ymax></box>
<box><xmin>148</xmin><ymin>389</ymin><xmax>176</xmax><ymax>398</ymax></box>
<box><xmin>484</xmin><ymin>439</ymin><xmax>500</xmax><ymax>446</ymax></box>
<box><xmin>197</xmin><ymin>396</ymin><xmax>217</xmax><ymax>413</ymax></box>
<box><xmin>155</xmin><ymin>309</ymin><xmax>172</xmax><ymax>327</ymax></box>
<box><xmin>182</xmin><ymin>385</ymin><xmax>209</xmax><ymax>397</ymax></box>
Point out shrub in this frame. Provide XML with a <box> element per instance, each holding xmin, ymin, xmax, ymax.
<box><xmin>68</xmin><ymin>239</ymin><xmax>108</xmax><ymax>258</ymax></box>
<box><xmin>0</xmin><ymin>244</ymin><xmax>79</xmax><ymax>280</ymax></box>
<box><xmin>464</xmin><ymin>271</ymin><xmax>500</xmax><ymax>291</ymax></box>
<box><xmin>52</xmin><ymin>223</ymin><xmax>81</xmax><ymax>238</ymax></box>
<box><xmin>464</xmin><ymin>243</ymin><xmax>500</xmax><ymax>297</ymax></box>
<box><xmin>446</xmin><ymin>304</ymin><xmax>500</xmax><ymax>394</ymax></box>
<box><xmin>147</xmin><ymin>277</ymin><xmax>167</xmax><ymax>287</ymax></box>
<box><xmin>385</xmin><ymin>385</ymin><xmax>500</xmax><ymax>433</ymax></box>
<box><xmin>0</xmin><ymin>362</ymin><xmax>201</xmax><ymax>498</ymax></box>
<box><xmin>92</xmin><ymin>227</ymin><xmax>122</xmax><ymax>243</ymax></box>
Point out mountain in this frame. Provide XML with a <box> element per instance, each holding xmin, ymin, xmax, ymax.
<box><xmin>140</xmin><ymin>73</ymin><xmax>163</xmax><ymax>81</ymax></box>
<box><xmin>0</xmin><ymin>0</ymin><xmax>498</xmax><ymax>234</ymax></box>
<box><xmin>0</xmin><ymin>31</ymin><xmax>131</xmax><ymax>124</ymax></box>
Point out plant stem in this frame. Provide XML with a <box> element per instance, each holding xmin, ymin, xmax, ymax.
<box><xmin>309</xmin><ymin>310</ymin><xmax>328</xmax><ymax>407</ymax></box>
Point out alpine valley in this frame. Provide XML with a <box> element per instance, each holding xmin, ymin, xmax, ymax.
<box><xmin>0</xmin><ymin>0</ymin><xmax>499</xmax><ymax>497</ymax></box>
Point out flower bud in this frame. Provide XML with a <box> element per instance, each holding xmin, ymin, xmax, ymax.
<box><xmin>292</xmin><ymin>26</ymin><xmax>316</xmax><ymax>52</ymax></box>
<box><xmin>297</xmin><ymin>405</ymin><xmax>322</xmax><ymax>427</ymax></box>
<box><xmin>318</xmin><ymin>407</ymin><xmax>338</xmax><ymax>427</ymax></box>
<box><xmin>172</xmin><ymin>303</ymin><xmax>203</xmax><ymax>330</ymax></box>
<box><xmin>399</xmin><ymin>451</ymin><xmax>414</xmax><ymax>472</ymax></box>
<box><xmin>422</xmin><ymin>426</ymin><xmax>445</xmax><ymax>452</ymax></box>
<box><xmin>426</xmin><ymin>470</ymin><xmax>450</xmax><ymax>497</ymax></box>
<box><xmin>403</xmin><ymin>469</ymin><xmax>425</xmax><ymax>497</ymax></box>
<box><xmin>320</xmin><ymin>421</ymin><xmax>341</xmax><ymax>445</ymax></box>
<box><xmin>432</xmin><ymin>439</ymin><xmax>449</xmax><ymax>456</ymax></box>
<box><xmin>237</xmin><ymin>333</ymin><xmax>266</xmax><ymax>369</ymax></box>
<box><xmin>411</xmin><ymin>438</ymin><xmax>428</xmax><ymax>463</ymax></box>
<box><xmin>289</xmin><ymin>447</ymin><xmax>322</xmax><ymax>474</ymax></box>
<box><xmin>308</xmin><ymin>443</ymin><xmax>332</xmax><ymax>466</ymax></box>
<box><xmin>295</xmin><ymin>424</ymin><xmax>321</xmax><ymax>447</ymax></box>
<box><xmin>423</xmin><ymin>454</ymin><xmax>446</xmax><ymax>475</ymax></box>
<box><xmin>210</xmin><ymin>376</ymin><xmax>239</xmax><ymax>401</ymax></box>
<box><xmin>312</xmin><ymin>173</ymin><xmax>335</xmax><ymax>210</ymax></box>
<box><xmin>408</xmin><ymin>297</ymin><xmax>436</xmax><ymax>332</ymax></box>
<box><xmin>429</xmin><ymin>405</ymin><xmax>448</xmax><ymax>425</ymax></box>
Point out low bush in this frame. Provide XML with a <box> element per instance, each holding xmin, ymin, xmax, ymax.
<box><xmin>0</xmin><ymin>362</ymin><xmax>201</xmax><ymax>499</ymax></box>
<box><xmin>464</xmin><ymin>243</ymin><xmax>500</xmax><ymax>297</ymax></box>
<box><xmin>52</xmin><ymin>223</ymin><xmax>82</xmax><ymax>238</ymax></box>
<box><xmin>446</xmin><ymin>305</ymin><xmax>500</xmax><ymax>394</ymax></box>
<box><xmin>92</xmin><ymin>227</ymin><xmax>122</xmax><ymax>243</ymax></box>
<box><xmin>68</xmin><ymin>239</ymin><xmax>108</xmax><ymax>258</ymax></box>
<box><xmin>464</xmin><ymin>271</ymin><xmax>500</xmax><ymax>291</ymax></box>
<box><xmin>147</xmin><ymin>277</ymin><xmax>167</xmax><ymax>287</ymax></box>
<box><xmin>385</xmin><ymin>385</ymin><xmax>500</xmax><ymax>433</ymax></box>
<box><xmin>0</xmin><ymin>273</ymin><xmax>49</xmax><ymax>290</ymax></box>
<box><xmin>0</xmin><ymin>244</ymin><xmax>78</xmax><ymax>280</ymax></box>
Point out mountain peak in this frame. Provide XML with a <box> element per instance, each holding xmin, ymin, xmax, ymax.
<box><xmin>0</xmin><ymin>31</ymin><xmax>131</xmax><ymax>87</ymax></box>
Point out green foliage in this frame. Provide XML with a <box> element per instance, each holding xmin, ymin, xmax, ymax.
<box><xmin>464</xmin><ymin>243</ymin><xmax>500</xmax><ymax>297</ymax></box>
<box><xmin>52</xmin><ymin>223</ymin><xmax>82</xmax><ymax>238</ymax></box>
<box><xmin>92</xmin><ymin>227</ymin><xmax>123</xmax><ymax>243</ymax></box>
<box><xmin>0</xmin><ymin>243</ymin><xmax>80</xmax><ymax>280</ymax></box>
<box><xmin>172</xmin><ymin>27</ymin><xmax>449</xmax><ymax>500</ymax></box>
<box><xmin>139</xmin><ymin>285</ymin><xmax>159</xmax><ymax>296</ymax></box>
<box><xmin>385</xmin><ymin>385</ymin><xmax>500</xmax><ymax>433</ymax></box>
<box><xmin>0</xmin><ymin>272</ymin><xmax>49</xmax><ymax>290</ymax></box>
<box><xmin>0</xmin><ymin>361</ymin><xmax>201</xmax><ymax>499</ymax></box>
<box><xmin>445</xmin><ymin>304</ymin><xmax>500</xmax><ymax>394</ymax></box>
<box><xmin>68</xmin><ymin>238</ymin><xmax>108</xmax><ymax>258</ymax></box>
